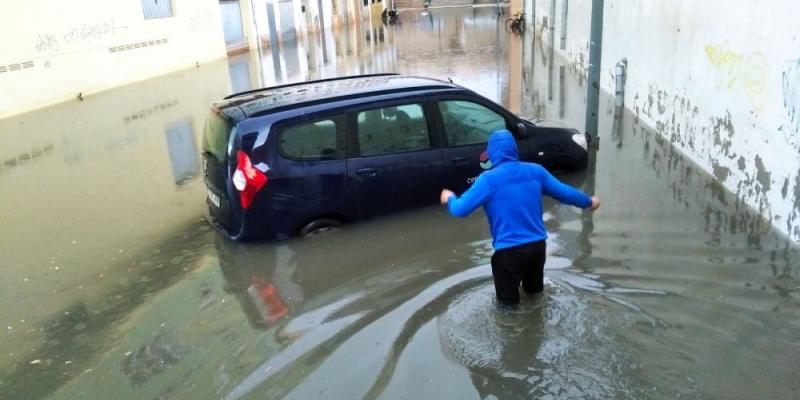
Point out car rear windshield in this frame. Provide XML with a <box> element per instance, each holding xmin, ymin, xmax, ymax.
<box><xmin>202</xmin><ymin>110</ymin><xmax>234</xmax><ymax>163</ymax></box>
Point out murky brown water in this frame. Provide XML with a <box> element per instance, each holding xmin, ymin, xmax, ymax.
<box><xmin>2</xmin><ymin>6</ymin><xmax>800</xmax><ymax>400</ymax></box>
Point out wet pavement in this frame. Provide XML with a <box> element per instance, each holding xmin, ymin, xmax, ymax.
<box><xmin>2</xmin><ymin>6</ymin><xmax>800</xmax><ymax>400</ymax></box>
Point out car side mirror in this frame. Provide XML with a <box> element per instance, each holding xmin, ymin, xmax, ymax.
<box><xmin>516</xmin><ymin>121</ymin><xmax>528</xmax><ymax>138</ymax></box>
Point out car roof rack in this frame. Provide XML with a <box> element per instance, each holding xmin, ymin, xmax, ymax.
<box><xmin>223</xmin><ymin>73</ymin><xmax>401</xmax><ymax>100</ymax></box>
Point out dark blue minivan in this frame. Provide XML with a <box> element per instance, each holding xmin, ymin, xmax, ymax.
<box><xmin>202</xmin><ymin>74</ymin><xmax>589</xmax><ymax>241</ymax></box>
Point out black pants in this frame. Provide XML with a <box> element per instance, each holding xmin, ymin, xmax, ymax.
<box><xmin>490</xmin><ymin>240</ymin><xmax>546</xmax><ymax>305</ymax></box>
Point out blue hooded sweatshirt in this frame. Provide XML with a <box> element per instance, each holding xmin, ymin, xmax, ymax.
<box><xmin>447</xmin><ymin>130</ymin><xmax>592</xmax><ymax>250</ymax></box>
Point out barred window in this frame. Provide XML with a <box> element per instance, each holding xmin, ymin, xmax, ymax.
<box><xmin>141</xmin><ymin>0</ymin><xmax>174</xmax><ymax>19</ymax></box>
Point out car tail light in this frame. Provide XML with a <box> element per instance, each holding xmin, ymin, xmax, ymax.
<box><xmin>233</xmin><ymin>150</ymin><xmax>267</xmax><ymax>209</ymax></box>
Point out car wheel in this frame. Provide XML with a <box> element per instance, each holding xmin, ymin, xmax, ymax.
<box><xmin>299</xmin><ymin>218</ymin><xmax>342</xmax><ymax>236</ymax></box>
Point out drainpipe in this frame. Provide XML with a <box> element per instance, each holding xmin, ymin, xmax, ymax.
<box><xmin>584</xmin><ymin>0</ymin><xmax>604</xmax><ymax>141</ymax></box>
<box><xmin>611</xmin><ymin>58</ymin><xmax>626</xmax><ymax>147</ymax></box>
<box><xmin>560</xmin><ymin>0</ymin><xmax>567</xmax><ymax>50</ymax></box>
<box><xmin>317</xmin><ymin>0</ymin><xmax>326</xmax><ymax>32</ymax></box>
<box><xmin>547</xmin><ymin>0</ymin><xmax>555</xmax><ymax>101</ymax></box>
<box><xmin>548</xmin><ymin>0</ymin><xmax>556</xmax><ymax>51</ymax></box>
<box><xmin>614</xmin><ymin>58</ymin><xmax>627</xmax><ymax>112</ymax></box>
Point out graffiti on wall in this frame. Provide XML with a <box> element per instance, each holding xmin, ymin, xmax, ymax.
<box><xmin>188</xmin><ymin>12</ymin><xmax>216</xmax><ymax>33</ymax></box>
<box><xmin>34</xmin><ymin>20</ymin><xmax>126</xmax><ymax>55</ymax></box>
<box><xmin>781</xmin><ymin>57</ymin><xmax>800</xmax><ymax>135</ymax></box>
<box><xmin>704</xmin><ymin>42</ymin><xmax>769</xmax><ymax>111</ymax></box>
<box><xmin>34</xmin><ymin>34</ymin><xmax>61</xmax><ymax>53</ymax></box>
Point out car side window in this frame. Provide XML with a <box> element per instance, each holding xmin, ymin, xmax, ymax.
<box><xmin>439</xmin><ymin>100</ymin><xmax>507</xmax><ymax>146</ymax></box>
<box><xmin>279</xmin><ymin>116</ymin><xmax>343</xmax><ymax>160</ymax></box>
<box><xmin>356</xmin><ymin>103</ymin><xmax>431</xmax><ymax>156</ymax></box>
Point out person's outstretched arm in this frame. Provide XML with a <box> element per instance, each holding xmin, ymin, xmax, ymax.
<box><xmin>541</xmin><ymin>168</ymin><xmax>600</xmax><ymax>210</ymax></box>
<box><xmin>441</xmin><ymin>177</ymin><xmax>492</xmax><ymax>217</ymax></box>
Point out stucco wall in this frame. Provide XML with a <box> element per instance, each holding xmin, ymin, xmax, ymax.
<box><xmin>0</xmin><ymin>0</ymin><xmax>227</xmax><ymax>119</ymax></box>
<box><xmin>533</xmin><ymin>0</ymin><xmax>800</xmax><ymax>243</ymax></box>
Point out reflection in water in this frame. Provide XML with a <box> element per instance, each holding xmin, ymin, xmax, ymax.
<box><xmin>2</xmin><ymin>6</ymin><xmax>800</xmax><ymax>400</ymax></box>
<box><xmin>282</xmin><ymin>36</ymin><xmax>302</xmax><ymax>78</ymax></box>
<box><xmin>207</xmin><ymin>166</ymin><xmax>683</xmax><ymax>399</ymax></box>
<box><xmin>120</xmin><ymin>328</ymin><xmax>187</xmax><ymax>386</ymax></box>
<box><xmin>227</xmin><ymin>55</ymin><xmax>252</xmax><ymax>94</ymax></box>
<box><xmin>164</xmin><ymin>120</ymin><xmax>199</xmax><ymax>186</ymax></box>
<box><xmin>208</xmin><ymin>186</ymin><xmax>689</xmax><ymax>399</ymax></box>
<box><xmin>0</xmin><ymin>142</ymin><xmax>55</xmax><ymax>174</ymax></box>
<box><xmin>558</xmin><ymin>65</ymin><xmax>565</xmax><ymax>118</ymax></box>
<box><xmin>266</xmin><ymin>1</ymin><xmax>283</xmax><ymax>78</ymax></box>
<box><xmin>214</xmin><ymin>203</ymin><xmax>499</xmax><ymax>399</ymax></box>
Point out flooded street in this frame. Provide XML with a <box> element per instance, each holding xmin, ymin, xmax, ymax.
<box><xmin>2</xmin><ymin>6</ymin><xmax>800</xmax><ymax>399</ymax></box>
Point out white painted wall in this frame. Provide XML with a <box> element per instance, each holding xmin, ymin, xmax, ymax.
<box><xmin>537</xmin><ymin>0</ymin><xmax>800</xmax><ymax>243</ymax></box>
<box><xmin>0</xmin><ymin>0</ymin><xmax>227</xmax><ymax>119</ymax></box>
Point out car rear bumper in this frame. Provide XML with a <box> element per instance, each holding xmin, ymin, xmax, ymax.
<box><xmin>205</xmin><ymin>208</ymin><xmax>241</xmax><ymax>241</ymax></box>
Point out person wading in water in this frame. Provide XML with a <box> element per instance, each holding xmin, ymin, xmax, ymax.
<box><xmin>440</xmin><ymin>130</ymin><xmax>601</xmax><ymax>306</ymax></box>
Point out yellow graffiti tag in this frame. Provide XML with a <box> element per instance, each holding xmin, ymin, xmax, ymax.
<box><xmin>704</xmin><ymin>42</ymin><xmax>769</xmax><ymax>111</ymax></box>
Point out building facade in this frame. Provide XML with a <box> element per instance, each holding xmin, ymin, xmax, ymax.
<box><xmin>0</xmin><ymin>0</ymin><xmax>385</xmax><ymax>119</ymax></box>
<box><xmin>0</xmin><ymin>0</ymin><xmax>227</xmax><ymax>119</ymax></box>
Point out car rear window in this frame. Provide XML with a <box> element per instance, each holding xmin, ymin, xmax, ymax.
<box><xmin>202</xmin><ymin>110</ymin><xmax>234</xmax><ymax>163</ymax></box>
<box><xmin>279</xmin><ymin>116</ymin><xmax>344</xmax><ymax>160</ymax></box>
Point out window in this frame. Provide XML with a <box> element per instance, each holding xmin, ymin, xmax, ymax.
<box><xmin>280</xmin><ymin>117</ymin><xmax>343</xmax><ymax>160</ymax></box>
<box><xmin>357</xmin><ymin>104</ymin><xmax>430</xmax><ymax>156</ymax></box>
<box><xmin>439</xmin><ymin>100</ymin><xmax>507</xmax><ymax>146</ymax></box>
<box><xmin>142</xmin><ymin>0</ymin><xmax>174</xmax><ymax>19</ymax></box>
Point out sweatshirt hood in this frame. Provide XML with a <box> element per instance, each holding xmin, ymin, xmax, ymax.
<box><xmin>487</xmin><ymin>130</ymin><xmax>518</xmax><ymax>167</ymax></box>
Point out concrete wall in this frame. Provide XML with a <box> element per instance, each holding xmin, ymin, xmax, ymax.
<box><xmin>533</xmin><ymin>0</ymin><xmax>800</xmax><ymax>243</ymax></box>
<box><xmin>0</xmin><ymin>0</ymin><xmax>227</xmax><ymax>119</ymax></box>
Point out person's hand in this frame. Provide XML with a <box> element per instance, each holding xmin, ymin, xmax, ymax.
<box><xmin>590</xmin><ymin>196</ymin><xmax>601</xmax><ymax>211</ymax></box>
<box><xmin>440</xmin><ymin>189</ymin><xmax>455</xmax><ymax>205</ymax></box>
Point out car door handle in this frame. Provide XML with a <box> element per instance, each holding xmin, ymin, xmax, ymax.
<box><xmin>356</xmin><ymin>168</ymin><xmax>378</xmax><ymax>178</ymax></box>
<box><xmin>450</xmin><ymin>156</ymin><xmax>470</xmax><ymax>164</ymax></box>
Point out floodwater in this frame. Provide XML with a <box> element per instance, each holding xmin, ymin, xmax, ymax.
<box><xmin>2</xmin><ymin>6</ymin><xmax>800</xmax><ymax>400</ymax></box>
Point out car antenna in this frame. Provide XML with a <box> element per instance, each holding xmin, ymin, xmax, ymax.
<box><xmin>447</xmin><ymin>77</ymin><xmax>454</xmax><ymax>83</ymax></box>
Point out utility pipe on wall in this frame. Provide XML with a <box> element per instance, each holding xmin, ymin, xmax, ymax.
<box><xmin>560</xmin><ymin>0</ymin><xmax>568</xmax><ymax>50</ymax></box>
<box><xmin>614</xmin><ymin>58</ymin><xmax>627</xmax><ymax>110</ymax></box>
<box><xmin>548</xmin><ymin>0</ymin><xmax>556</xmax><ymax>51</ymax></box>
<box><xmin>584</xmin><ymin>0</ymin><xmax>604</xmax><ymax>140</ymax></box>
